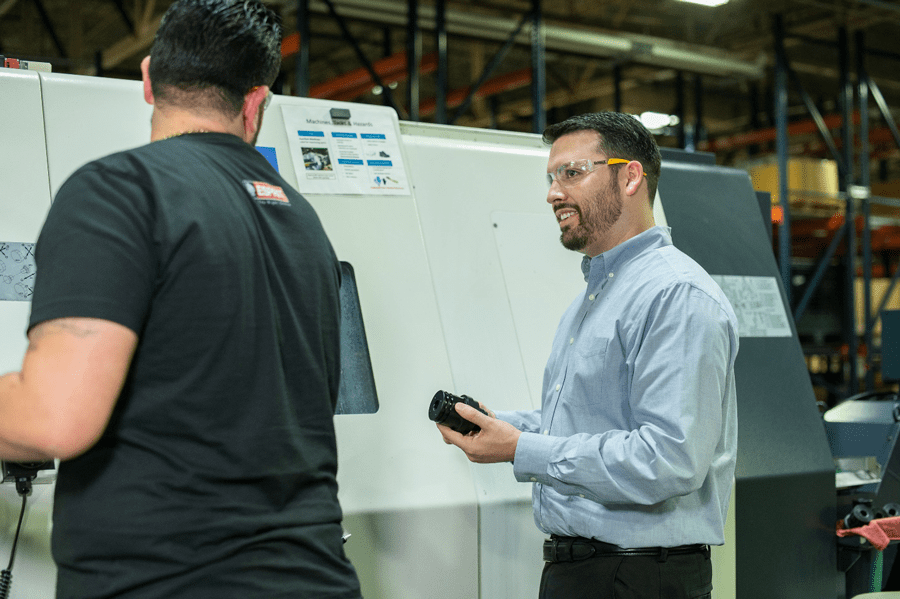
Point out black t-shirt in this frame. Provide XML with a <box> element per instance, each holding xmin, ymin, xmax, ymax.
<box><xmin>29</xmin><ymin>133</ymin><xmax>361</xmax><ymax>599</ymax></box>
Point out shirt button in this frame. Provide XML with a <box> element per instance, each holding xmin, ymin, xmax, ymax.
<box><xmin>543</xmin><ymin>430</ymin><xmax>549</xmax><ymax>435</ymax></box>
<box><xmin>530</xmin><ymin>477</ymin><xmax>537</xmax><ymax>482</ymax></box>
<box><xmin>569</xmin><ymin>337</ymin><xmax>574</xmax><ymax>344</ymax></box>
<box><xmin>608</xmin><ymin>273</ymin><xmax>614</xmax><ymax>278</ymax></box>
<box><xmin>555</xmin><ymin>384</ymin><xmax>561</xmax><ymax>391</ymax></box>
<box><xmin>588</xmin><ymin>294</ymin><xmax>595</xmax><ymax>301</ymax></box>
<box><xmin>579</xmin><ymin>494</ymin><xmax>585</xmax><ymax>498</ymax></box>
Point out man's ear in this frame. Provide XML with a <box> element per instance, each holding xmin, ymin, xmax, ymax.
<box><xmin>624</xmin><ymin>161</ymin><xmax>645</xmax><ymax>196</ymax></box>
<box><xmin>241</xmin><ymin>85</ymin><xmax>269</xmax><ymax>139</ymax></box>
<box><xmin>140</xmin><ymin>56</ymin><xmax>154</xmax><ymax>106</ymax></box>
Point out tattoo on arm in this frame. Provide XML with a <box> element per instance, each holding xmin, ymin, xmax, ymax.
<box><xmin>27</xmin><ymin>319</ymin><xmax>99</xmax><ymax>353</ymax></box>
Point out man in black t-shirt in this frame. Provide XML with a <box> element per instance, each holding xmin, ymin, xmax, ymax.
<box><xmin>0</xmin><ymin>1</ymin><xmax>361</xmax><ymax>598</ymax></box>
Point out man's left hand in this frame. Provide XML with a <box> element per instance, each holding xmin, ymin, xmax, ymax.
<box><xmin>437</xmin><ymin>403</ymin><xmax>521</xmax><ymax>463</ymax></box>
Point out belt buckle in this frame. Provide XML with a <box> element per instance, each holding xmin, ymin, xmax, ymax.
<box><xmin>550</xmin><ymin>537</ymin><xmax>562</xmax><ymax>562</ymax></box>
<box><xmin>546</xmin><ymin>537</ymin><xmax>572</xmax><ymax>563</ymax></box>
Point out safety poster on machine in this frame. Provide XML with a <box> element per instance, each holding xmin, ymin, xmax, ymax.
<box><xmin>711</xmin><ymin>274</ymin><xmax>792</xmax><ymax>338</ymax></box>
<box><xmin>281</xmin><ymin>104</ymin><xmax>410</xmax><ymax>196</ymax></box>
<box><xmin>0</xmin><ymin>242</ymin><xmax>36</xmax><ymax>302</ymax></box>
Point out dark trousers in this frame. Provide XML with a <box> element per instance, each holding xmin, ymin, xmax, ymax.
<box><xmin>539</xmin><ymin>550</ymin><xmax>713</xmax><ymax>599</ymax></box>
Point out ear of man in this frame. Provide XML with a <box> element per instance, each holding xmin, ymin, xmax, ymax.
<box><xmin>624</xmin><ymin>161</ymin><xmax>645</xmax><ymax>196</ymax></box>
<box><xmin>242</xmin><ymin>85</ymin><xmax>270</xmax><ymax>140</ymax></box>
<box><xmin>141</xmin><ymin>56</ymin><xmax>154</xmax><ymax>106</ymax></box>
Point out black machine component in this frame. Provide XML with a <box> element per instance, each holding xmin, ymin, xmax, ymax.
<box><xmin>429</xmin><ymin>390</ymin><xmax>488</xmax><ymax>435</ymax></box>
<box><xmin>825</xmin><ymin>392</ymin><xmax>900</xmax><ymax>512</ymax></box>
<box><xmin>824</xmin><ymin>337</ymin><xmax>900</xmax><ymax>598</ymax></box>
<box><xmin>843</xmin><ymin>501</ymin><xmax>874</xmax><ymax>529</ymax></box>
<box><xmin>824</xmin><ymin>312</ymin><xmax>900</xmax><ymax>595</ymax></box>
<box><xmin>0</xmin><ymin>460</ymin><xmax>55</xmax><ymax>599</ymax></box>
<box><xmin>330</xmin><ymin>108</ymin><xmax>351</xmax><ymax>126</ymax></box>
<box><xmin>1</xmin><ymin>461</ymin><xmax>54</xmax><ymax>496</ymax></box>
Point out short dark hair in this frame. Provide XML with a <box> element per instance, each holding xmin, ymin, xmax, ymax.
<box><xmin>543</xmin><ymin>112</ymin><xmax>662</xmax><ymax>203</ymax></box>
<box><xmin>149</xmin><ymin>0</ymin><xmax>282</xmax><ymax>117</ymax></box>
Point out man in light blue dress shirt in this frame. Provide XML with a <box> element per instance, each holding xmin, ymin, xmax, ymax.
<box><xmin>437</xmin><ymin>112</ymin><xmax>738</xmax><ymax>599</ymax></box>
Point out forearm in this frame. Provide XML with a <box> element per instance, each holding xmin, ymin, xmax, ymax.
<box><xmin>0</xmin><ymin>370</ymin><xmax>57</xmax><ymax>462</ymax></box>
<box><xmin>512</xmin><ymin>427</ymin><xmax>715</xmax><ymax>506</ymax></box>
<box><xmin>0</xmin><ymin>318</ymin><xmax>137</xmax><ymax>462</ymax></box>
<box><xmin>513</xmin><ymin>363</ymin><xmax>728</xmax><ymax>505</ymax></box>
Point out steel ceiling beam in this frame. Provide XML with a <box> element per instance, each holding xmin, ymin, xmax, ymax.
<box><xmin>0</xmin><ymin>0</ymin><xmax>20</xmax><ymax>19</ymax></box>
<box><xmin>267</xmin><ymin>0</ymin><xmax>764</xmax><ymax>80</ymax></box>
<box><xmin>296</xmin><ymin>0</ymin><xmax>310</xmax><ymax>97</ymax></box>
<box><xmin>449</xmin><ymin>9</ymin><xmax>530</xmax><ymax>125</ymax></box>
<box><xmin>774</xmin><ymin>15</ymin><xmax>791</xmax><ymax>307</ymax></box>
<box><xmin>434</xmin><ymin>0</ymin><xmax>447</xmax><ymax>124</ymax></box>
<box><xmin>319</xmin><ymin>0</ymin><xmax>401</xmax><ymax>114</ymax></box>
<box><xmin>530</xmin><ymin>0</ymin><xmax>545</xmax><ymax>134</ymax></box>
<box><xmin>28</xmin><ymin>0</ymin><xmax>66</xmax><ymax>58</ymax></box>
<box><xmin>98</xmin><ymin>12</ymin><xmax>162</xmax><ymax>71</ymax></box>
<box><xmin>407</xmin><ymin>0</ymin><xmax>419</xmax><ymax>120</ymax></box>
<box><xmin>839</xmin><ymin>26</ymin><xmax>859</xmax><ymax>396</ymax></box>
<box><xmin>857</xmin><ymin>30</ymin><xmax>875</xmax><ymax>391</ymax></box>
<box><xmin>109</xmin><ymin>0</ymin><xmax>136</xmax><ymax>34</ymax></box>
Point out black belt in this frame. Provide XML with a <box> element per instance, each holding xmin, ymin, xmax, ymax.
<box><xmin>543</xmin><ymin>536</ymin><xmax>710</xmax><ymax>563</ymax></box>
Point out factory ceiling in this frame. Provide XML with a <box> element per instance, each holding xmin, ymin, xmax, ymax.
<box><xmin>3</xmin><ymin>0</ymin><xmax>900</xmax><ymax>172</ymax></box>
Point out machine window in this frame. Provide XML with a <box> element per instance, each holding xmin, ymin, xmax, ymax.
<box><xmin>336</xmin><ymin>261</ymin><xmax>379</xmax><ymax>414</ymax></box>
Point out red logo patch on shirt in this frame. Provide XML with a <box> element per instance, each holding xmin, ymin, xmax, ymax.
<box><xmin>244</xmin><ymin>180</ymin><xmax>290</xmax><ymax>205</ymax></box>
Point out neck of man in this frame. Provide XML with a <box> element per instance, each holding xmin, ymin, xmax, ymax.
<box><xmin>583</xmin><ymin>201</ymin><xmax>656</xmax><ymax>258</ymax></box>
<box><xmin>150</xmin><ymin>106</ymin><xmax>246</xmax><ymax>143</ymax></box>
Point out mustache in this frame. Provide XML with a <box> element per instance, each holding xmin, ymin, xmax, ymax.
<box><xmin>554</xmin><ymin>203</ymin><xmax>580</xmax><ymax>214</ymax></box>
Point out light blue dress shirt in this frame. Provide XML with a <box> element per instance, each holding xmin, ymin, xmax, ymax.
<box><xmin>496</xmin><ymin>226</ymin><xmax>738</xmax><ymax>549</ymax></box>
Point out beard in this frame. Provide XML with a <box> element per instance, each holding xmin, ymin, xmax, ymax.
<box><xmin>559</xmin><ymin>175</ymin><xmax>623</xmax><ymax>252</ymax></box>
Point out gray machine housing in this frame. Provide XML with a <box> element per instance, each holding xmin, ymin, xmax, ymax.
<box><xmin>659</xmin><ymin>148</ymin><xmax>838</xmax><ymax>599</ymax></box>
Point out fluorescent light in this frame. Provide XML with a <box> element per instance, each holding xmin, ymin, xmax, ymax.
<box><xmin>639</xmin><ymin>112</ymin><xmax>673</xmax><ymax>131</ymax></box>
<box><xmin>677</xmin><ymin>0</ymin><xmax>729</xmax><ymax>6</ymax></box>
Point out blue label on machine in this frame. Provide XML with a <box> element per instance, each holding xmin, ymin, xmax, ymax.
<box><xmin>0</xmin><ymin>242</ymin><xmax>36</xmax><ymax>301</ymax></box>
<box><xmin>255</xmin><ymin>146</ymin><xmax>279</xmax><ymax>172</ymax></box>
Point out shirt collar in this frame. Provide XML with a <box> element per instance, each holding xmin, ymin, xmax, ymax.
<box><xmin>580</xmin><ymin>226</ymin><xmax>673</xmax><ymax>282</ymax></box>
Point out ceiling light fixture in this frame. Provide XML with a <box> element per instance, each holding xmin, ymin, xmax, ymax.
<box><xmin>677</xmin><ymin>0</ymin><xmax>729</xmax><ymax>6</ymax></box>
<box><xmin>638</xmin><ymin>112</ymin><xmax>680</xmax><ymax>132</ymax></box>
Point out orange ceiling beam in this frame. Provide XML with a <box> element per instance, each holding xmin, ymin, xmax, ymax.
<box><xmin>279</xmin><ymin>34</ymin><xmax>529</xmax><ymax>109</ymax></box>
<box><xmin>701</xmin><ymin>113</ymin><xmax>857</xmax><ymax>153</ymax></box>
<box><xmin>702</xmin><ymin>111</ymin><xmax>900</xmax><ymax>156</ymax></box>
<box><xmin>282</xmin><ymin>33</ymin><xmax>301</xmax><ymax>58</ymax></box>
<box><xmin>308</xmin><ymin>52</ymin><xmax>438</xmax><ymax>101</ymax></box>
<box><xmin>700</xmin><ymin>112</ymin><xmax>900</xmax><ymax>155</ymax></box>
<box><xmin>419</xmin><ymin>68</ymin><xmax>533</xmax><ymax>117</ymax></box>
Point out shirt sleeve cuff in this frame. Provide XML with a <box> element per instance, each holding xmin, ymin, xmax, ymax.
<box><xmin>512</xmin><ymin>431</ymin><xmax>556</xmax><ymax>484</ymax></box>
<box><xmin>495</xmin><ymin>410</ymin><xmax>523</xmax><ymax>428</ymax></box>
<box><xmin>495</xmin><ymin>409</ymin><xmax>541</xmax><ymax>433</ymax></box>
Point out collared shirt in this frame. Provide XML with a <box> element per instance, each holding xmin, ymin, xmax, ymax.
<box><xmin>496</xmin><ymin>226</ymin><xmax>738</xmax><ymax>548</ymax></box>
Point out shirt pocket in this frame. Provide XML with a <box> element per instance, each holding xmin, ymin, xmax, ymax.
<box><xmin>566</xmin><ymin>336</ymin><xmax>611</xmax><ymax>407</ymax></box>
